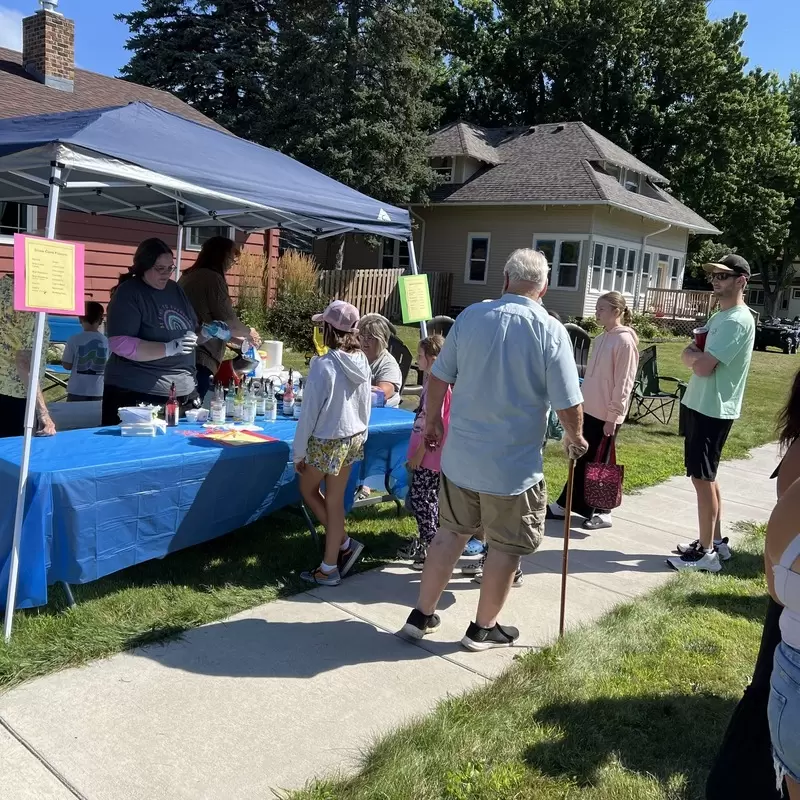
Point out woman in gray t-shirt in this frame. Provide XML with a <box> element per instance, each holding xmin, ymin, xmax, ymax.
<box><xmin>357</xmin><ymin>314</ymin><xmax>403</xmax><ymax>408</ymax></box>
<box><xmin>102</xmin><ymin>238</ymin><xmax>200</xmax><ymax>426</ymax></box>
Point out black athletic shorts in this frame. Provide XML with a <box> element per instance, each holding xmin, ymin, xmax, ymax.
<box><xmin>683</xmin><ymin>406</ymin><xmax>734</xmax><ymax>481</ymax></box>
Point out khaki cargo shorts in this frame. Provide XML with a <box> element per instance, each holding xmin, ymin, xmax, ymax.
<box><xmin>438</xmin><ymin>473</ymin><xmax>546</xmax><ymax>557</ymax></box>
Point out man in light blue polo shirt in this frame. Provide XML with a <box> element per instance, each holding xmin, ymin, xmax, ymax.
<box><xmin>402</xmin><ymin>249</ymin><xmax>587</xmax><ymax>651</ymax></box>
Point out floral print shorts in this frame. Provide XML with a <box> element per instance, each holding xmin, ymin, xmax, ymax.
<box><xmin>305</xmin><ymin>432</ymin><xmax>366</xmax><ymax>476</ymax></box>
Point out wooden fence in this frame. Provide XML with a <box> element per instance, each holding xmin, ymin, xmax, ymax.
<box><xmin>318</xmin><ymin>268</ymin><xmax>453</xmax><ymax>321</ymax></box>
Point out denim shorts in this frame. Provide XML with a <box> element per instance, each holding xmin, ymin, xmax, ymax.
<box><xmin>769</xmin><ymin>641</ymin><xmax>800</xmax><ymax>791</ymax></box>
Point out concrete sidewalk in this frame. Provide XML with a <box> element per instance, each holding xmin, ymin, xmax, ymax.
<box><xmin>0</xmin><ymin>445</ymin><xmax>778</xmax><ymax>800</ymax></box>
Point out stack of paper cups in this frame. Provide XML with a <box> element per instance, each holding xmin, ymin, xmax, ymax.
<box><xmin>260</xmin><ymin>340</ymin><xmax>283</xmax><ymax>370</ymax></box>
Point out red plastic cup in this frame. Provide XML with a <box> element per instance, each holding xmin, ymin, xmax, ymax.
<box><xmin>693</xmin><ymin>326</ymin><xmax>709</xmax><ymax>351</ymax></box>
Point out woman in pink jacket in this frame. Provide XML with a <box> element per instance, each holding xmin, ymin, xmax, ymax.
<box><xmin>548</xmin><ymin>291</ymin><xmax>639</xmax><ymax>530</ymax></box>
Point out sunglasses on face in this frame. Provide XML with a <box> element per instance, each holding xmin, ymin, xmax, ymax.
<box><xmin>708</xmin><ymin>272</ymin><xmax>736</xmax><ymax>283</ymax></box>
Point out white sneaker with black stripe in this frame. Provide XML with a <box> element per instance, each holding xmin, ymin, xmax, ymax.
<box><xmin>666</xmin><ymin>543</ymin><xmax>722</xmax><ymax>573</ymax></box>
<box><xmin>675</xmin><ymin>537</ymin><xmax>732</xmax><ymax>561</ymax></box>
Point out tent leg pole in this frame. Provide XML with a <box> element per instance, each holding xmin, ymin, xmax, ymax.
<box><xmin>175</xmin><ymin>223</ymin><xmax>184</xmax><ymax>279</ymax></box>
<box><xmin>407</xmin><ymin>239</ymin><xmax>427</xmax><ymax>339</ymax></box>
<box><xmin>4</xmin><ymin>162</ymin><xmax>62</xmax><ymax>643</ymax></box>
<box><xmin>61</xmin><ymin>582</ymin><xmax>76</xmax><ymax>609</ymax></box>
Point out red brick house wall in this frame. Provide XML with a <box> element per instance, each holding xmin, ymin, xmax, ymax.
<box><xmin>0</xmin><ymin>210</ymin><xmax>280</xmax><ymax>308</ymax></box>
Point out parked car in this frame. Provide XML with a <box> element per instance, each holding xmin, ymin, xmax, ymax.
<box><xmin>754</xmin><ymin>317</ymin><xmax>800</xmax><ymax>354</ymax></box>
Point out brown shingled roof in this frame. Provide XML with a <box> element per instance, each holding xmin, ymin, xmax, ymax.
<box><xmin>425</xmin><ymin>121</ymin><xmax>718</xmax><ymax>234</ymax></box>
<box><xmin>0</xmin><ymin>47</ymin><xmax>225</xmax><ymax>131</ymax></box>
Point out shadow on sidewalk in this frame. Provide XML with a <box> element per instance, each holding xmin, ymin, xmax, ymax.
<box><xmin>131</xmin><ymin>615</ymin><xmax>462</xmax><ymax>678</ymax></box>
<box><xmin>525</xmin><ymin>692</ymin><xmax>736</xmax><ymax>794</ymax></box>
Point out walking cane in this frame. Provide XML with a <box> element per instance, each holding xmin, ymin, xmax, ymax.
<box><xmin>558</xmin><ymin>452</ymin><xmax>578</xmax><ymax>639</ymax></box>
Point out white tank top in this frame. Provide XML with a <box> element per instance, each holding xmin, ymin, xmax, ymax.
<box><xmin>774</xmin><ymin>535</ymin><xmax>800</xmax><ymax>649</ymax></box>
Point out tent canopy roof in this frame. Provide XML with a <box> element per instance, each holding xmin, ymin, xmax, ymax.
<box><xmin>0</xmin><ymin>102</ymin><xmax>411</xmax><ymax>239</ymax></box>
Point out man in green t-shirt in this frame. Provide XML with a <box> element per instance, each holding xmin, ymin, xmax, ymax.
<box><xmin>668</xmin><ymin>254</ymin><xmax>755</xmax><ymax>574</ymax></box>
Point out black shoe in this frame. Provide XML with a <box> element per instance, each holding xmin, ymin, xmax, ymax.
<box><xmin>461</xmin><ymin>622</ymin><xmax>519</xmax><ymax>651</ymax></box>
<box><xmin>337</xmin><ymin>538</ymin><xmax>365</xmax><ymax>578</ymax></box>
<box><xmin>409</xmin><ymin>544</ymin><xmax>428</xmax><ymax>571</ymax></box>
<box><xmin>401</xmin><ymin>608</ymin><xmax>441</xmax><ymax>639</ymax></box>
<box><xmin>396</xmin><ymin>538</ymin><xmax>421</xmax><ymax>560</ymax></box>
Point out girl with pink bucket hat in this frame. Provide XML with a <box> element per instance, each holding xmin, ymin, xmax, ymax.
<box><xmin>294</xmin><ymin>301</ymin><xmax>373</xmax><ymax>585</ymax></box>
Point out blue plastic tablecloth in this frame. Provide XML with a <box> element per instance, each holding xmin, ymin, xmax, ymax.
<box><xmin>0</xmin><ymin>407</ymin><xmax>413</xmax><ymax>611</ymax></box>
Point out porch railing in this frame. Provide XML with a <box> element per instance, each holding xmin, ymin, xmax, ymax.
<box><xmin>643</xmin><ymin>288</ymin><xmax>716</xmax><ymax>322</ymax></box>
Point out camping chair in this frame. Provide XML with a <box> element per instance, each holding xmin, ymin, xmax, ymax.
<box><xmin>44</xmin><ymin>314</ymin><xmax>83</xmax><ymax>391</ymax></box>
<box><xmin>627</xmin><ymin>345</ymin><xmax>686</xmax><ymax>425</ymax></box>
<box><xmin>564</xmin><ymin>323</ymin><xmax>591</xmax><ymax>379</ymax></box>
<box><xmin>387</xmin><ymin>335</ymin><xmax>413</xmax><ymax>393</ymax></box>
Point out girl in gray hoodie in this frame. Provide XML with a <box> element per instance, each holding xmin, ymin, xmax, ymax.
<box><xmin>295</xmin><ymin>301</ymin><xmax>372</xmax><ymax>586</ymax></box>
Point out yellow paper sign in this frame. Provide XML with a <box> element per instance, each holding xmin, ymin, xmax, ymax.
<box><xmin>398</xmin><ymin>274</ymin><xmax>432</xmax><ymax>324</ymax></box>
<box><xmin>13</xmin><ymin>234</ymin><xmax>85</xmax><ymax>315</ymax></box>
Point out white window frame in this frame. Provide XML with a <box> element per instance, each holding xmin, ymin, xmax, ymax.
<box><xmin>793</xmin><ymin>288</ymin><xmax>800</xmax><ymax>300</ymax></box>
<box><xmin>748</xmin><ymin>288</ymin><xmax>765</xmax><ymax>306</ymax></box>
<box><xmin>670</xmin><ymin>256</ymin><xmax>683</xmax><ymax>290</ymax></box>
<box><xmin>587</xmin><ymin>236</ymin><xmax>642</xmax><ymax>297</ymax></box>
<box><xmin>464</xmin><ymin>232</ymin><xmax>491</xmax><ymax>285</ymax></box>
<box><xmin>184</xmin><ymin>225</ymin><xmax>236</xmax><ymax>252</ymax></box>
<box><xmin>379</xmin><ymin>238</ymin><xmax>410</xmax><ymax>270</ymax></box>
<box><xmin>0</xmin><ymin>204</ymin><xmax>38</xmax><ymax>245</ymax></box>
<box><xmin>532</xmin><ymin>234</ymin><xmax>583</xmax><ymax>292</ymax></box>
<box><xmin>431</xmin><ymin>156</ymin><xmax>455</xmax><ymax>183</ymax></box>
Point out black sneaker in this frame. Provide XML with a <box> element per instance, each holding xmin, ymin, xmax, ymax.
<box><xmin>409</xmin><ymin>545</ymin><xmax>427</xmax><ymax>571</ymax></box>
<box><xmin>461</xmin><ymin>622</ymin><xmax>520</xmax><ymax>651</ymax></box>
<box><xmin>401</xmin><ymin>608</ymin><xmax>441</xmax><ymax>639</ymax></box>
<box><xmin>337</xmin><ymin>538</ymin><xmax>365</xmax><ymax>578</ymax></box>
<box><xmin>396</xmin><ymin>538</ymin><xmax>421</xmax><ymax>560</ymax></box>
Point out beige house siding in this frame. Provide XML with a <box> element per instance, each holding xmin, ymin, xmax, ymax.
<box><xmin>415</xmin><ymin>205</ymin><xmax>594</xmax><ymax>317</ymax></box>
<box><xmin>581</xmin><ymin>209</ymin><xmax>691</xmax><ymax>317</ymax></box>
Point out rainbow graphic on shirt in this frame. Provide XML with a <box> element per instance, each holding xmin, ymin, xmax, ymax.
<box><xmin>161</xmin><ymin>307</ymin><xmax>192</xmax><ymax>331</ymax></box>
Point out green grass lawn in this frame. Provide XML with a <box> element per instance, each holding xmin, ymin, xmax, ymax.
<box><xmin>1</xmin><ymin>333</ymin><xmax>795</xmax><ymax>693</ymax></box>
<box><xmin>287</xmin><ymin>523</ymin><xmax>770</xmax><ymax>800</ymax></box>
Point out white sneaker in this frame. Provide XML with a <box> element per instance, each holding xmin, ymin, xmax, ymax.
<box><xmin>675</xmin><ymin>537</ymin><xmax>732</xmax><ymax>561</ymax></box>
<box><xmin>666</xmin><ymin>546</ymin><xmax>722</xmax><ymax>573</ymax></box>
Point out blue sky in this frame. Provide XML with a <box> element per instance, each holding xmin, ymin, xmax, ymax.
<box><xmin>0</xmin><ymin>0</ymin><xmax>797</xmax><ymax>79</ymax></box>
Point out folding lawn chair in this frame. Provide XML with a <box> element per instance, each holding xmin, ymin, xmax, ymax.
<box><xmin>627</xmin><ymin>345</ymin><xmax>687</xmax><ymax>425</ymax></box>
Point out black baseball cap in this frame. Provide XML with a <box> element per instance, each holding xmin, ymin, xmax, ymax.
<box><xmin>703</xmin><ymin>254</ymin><xmax>751</xmax><ymax>278</ymax></box>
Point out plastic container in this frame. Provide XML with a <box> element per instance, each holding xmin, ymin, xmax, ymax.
<box><xmin>118</xmin><ymin>406</ymin><xmax>159</xmax><ymax>425</ymax></box>
<box><xmin>260</xmin><ymin>340</ymin><xmax>283</xmax><ymax>370</ymax></box>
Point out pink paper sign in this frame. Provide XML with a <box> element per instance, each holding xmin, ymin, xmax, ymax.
<box><xmin>13</xmin><ymin>233</ymin><xmax>85</xmax><ymax>315</ymax></box>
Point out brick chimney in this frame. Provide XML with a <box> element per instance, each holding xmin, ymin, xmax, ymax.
<box><xmin>22</xmin><ymin>1</ymin><xmax>75</xmax><ymax>93</ymax></box>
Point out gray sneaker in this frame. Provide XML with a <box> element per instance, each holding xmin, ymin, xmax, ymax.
<box><xmin>300</xmin><ymin>566</ymin><xmax>341</xmax><ymax>586</ymax></box>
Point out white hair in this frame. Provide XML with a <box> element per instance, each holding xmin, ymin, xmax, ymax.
<box><xmin>504</xmin><ymin>248</ymin><xmax>548</xmax><ymax>290</ymax></box>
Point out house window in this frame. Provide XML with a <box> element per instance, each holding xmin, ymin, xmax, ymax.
<box><xmin>782</xmin><ymin>292</ymin><xmax>789</xmax><ymax>310</ymax></box>
<box><xmin>748</xmin><ymin>288</ymin><xmax>765</xmax><ymax>306</ymax></box>
<box><xmin>465</xmin><ymin>233</ymin><xmax>490</xmax><ymax>284</ymax></box>
<box><xmin>626</xmin><ymin>250</ymin><xmax>637</xmax><ymax>294</ymax></box>
<box><xmin>0</xmin><ymin>202</ymin><xmax>36</xmax><ymax>242</ymax></box>
<box><xmin>615</xmin><ymin>248</ymin><xmax>627</xmax><ymax>292</ymax></box>
<box><xmin>185</xmin><ymin>225</ymin><xmax>235</xmax><ymax>251</ymax></box>
<box><xmin>670</xmin><ymin>257</ymin><xmax>682</xmax><ymax>290</ymax></box>
<box><xmin>591</xmin><ymin>243</ymin><xmax>604</xmax><ymax>291</ymax></box>
<box><xmin>557</xmin><ymin>241</ymin><xmax>581</xmax><ymax>288</ymax></box>
<box><xmin>380</xmin><ymin>239</ymin><xmax>410</xmax><ymax>270</ymax></box>
<box><xmin>623</xmin><ymin>170</ymin><xmax>640</xmax><ymax>193</ymax></box>
<box><xmin>605</xmin><ymin>163</ymin><xmax>622</xmax><ymax>182</ymax></box>
<box><xmin>640</xmin><ymin>252</ymin><xmax>652</xmax><ymax>297</ymax></box>
<box><xmin>535</xmin><ymin>239</ymin><xmax>556</xmax><ymax>285</ymax></box>
<box><xmin>534</xmin><ymin>237</ymin><xmax>581</xmax><ymax>289</ymax></box>
<box><xmin>603</xmin><ymin>246</ymin><xmax>616</xmax><ymax>291</ymax></box>
<box><xmin>431</xmin><ymin>156</ymin><xmax>455</xmax><ymax>183</ymax></box>
<box><xmin>793</xmin><ymin>288</ymin><xmax>800</xmax><ymax>300</ymax></box>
